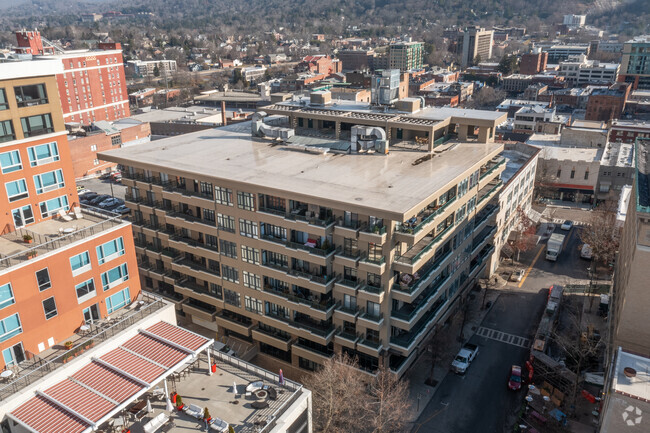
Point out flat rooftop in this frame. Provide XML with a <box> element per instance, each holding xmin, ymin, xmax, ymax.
<box><xmin>194</xmin><ymin>91</ymin><xmax>263</xmax><ymax>103</ymax></box>
<box><xmin>612</xmin><ymin>349</ymin><xmax>650</xmax><ymax>402</ymax></box>
<box><xmin>601</xmin><ymin>142</ymin><xmax>634</xmax><ymax>168</ymax></box>
<box><xmin>0</xmin><ymin>208</ymin><xmax>128</xmax><ymax>271</ymax></box>
<box><xmin>501</xmin><ymin>149</ymin><xmax>532</xmax><ymax>184</ymax></box>
<box><xmin>100</xmin><ymin>122</ymin><xmax>502</xmax><ymax>218</ymax></box>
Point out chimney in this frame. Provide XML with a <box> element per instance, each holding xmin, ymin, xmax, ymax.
<box><xmin>221</xmin><ymin>100</ymin><xmax>227</xmax><ymax>126</ymax></box>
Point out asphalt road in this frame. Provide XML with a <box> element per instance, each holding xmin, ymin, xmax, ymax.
<box><xmin>76</xmin><ymin>177</ymin><xmax>127</xmax><ymax>200</ymax></box>
<box><xmin>411</xmin><ymin>226</ymin><xmax>590</xmax><ymax>433</ymax></box>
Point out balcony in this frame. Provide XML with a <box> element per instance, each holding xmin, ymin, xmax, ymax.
<box><xmin>292</xmin><ymin>340</ymin><xmax>334</xmax><ymax>360</ymax></box>
<box><xmin>472</xmin><ymin>225</ymin><xmax>497</xmax><ymax>254</ymax></box>
<box><xmin>293</xmin><ymin>315</ymin><xmax>336</xmax><ymax>339</ymax></box>
<box><xmin>252</xmin><ymin>326</ymin><xmax>292</xmax><ymax>351</ymax></box>
<box><xmin>358</xmin><ymin>311</ymin><xmax>383</xmax><ymax>325</ymax></box>
<box><xmin>182</xmin><ymin>300</ymin><xmax>217</xmax><ymax>322</ymax></box>
<box><xmin>335</xmin><ymin>329</ymin><xmax>359</xmax><ymax>345</ymax></box>
<box><xmin>335</xmin><ymin>247</ymin><xmax>362</xmax><ymax>264</ymax></box>
<box><xmin>391</xmin><ymin>273</ymin><xmax>450</xmax><ymax>323</ymax></box>
<box><xmin>163</xmin><ymin>181</ymin><xmax>214</xmax><ymax>203</ymax></box>
<box><xmin>263</xmin><ymin>285</ymin><xmax>335</xmax><ymax>313</ymax></box>
<box><xmin>470</xmin><ymin>245</ymin><xmax>495</xmax><ymax>274</ymax></box>
<box><xmin>288</xmin><ymin>268</ymin><xmax>336</xmax><ymax>288</ymax></box>
<box><xmin>336</xmin><ymin>304</ymin><xmax>362</xmax><ymax>318</ymax></box>
<box><xmin>335</xmin><ymin>277</ymin><xmax>363</xmax><ymax>292</ymax></box>
<box><xmin>359</xmin><ymin>224</ymin><xmax>387</xmax><ymax>244</ymax></box>
<box><xmin>390</xmin><ymin>296</ymin><xmax>449</xmax><ymax>350</ymax></box>
<box><xmin>357</xmin><ymin>337</ymin><xmax>382</xmax><ymax>351</ymax></box>
<box><xmin>479</xmin><ymin>156</ymin><xmax>506</xmax><ymax>181</ymax></box>
<box><xmin>477</xmin><ymin>179</ymin><xmax>503</xmax><ymax>205</ymax></box>
<box><xmin>396</xmin><ymin>196</ymin><xmax>457</xmax><ymax>236</ymax></box>
<box><xmin>393</xmin><ymin>248</ymin><xmax>452</xmax><ymax>295</ymax></box>
<box><xmin>395</xmin><ymin>224</ymin><xmax>454</xmax><ymax>267</ymax></box>
<box><xmin>134</xmin><ymin>240</ymin><xmax>179</xmax><ymax>259</ymax></box>
<box><xmin>214</xmin><ymin>310</ymin><xmax>253</xmax><ymax>335</ymax></box>
<box><xmin>258</xmin><ymin>206</ymin><xmax>335</xmax><ymax>231</ymax></box>
<box><xmin>170</xmin><ymin>234</ymin><xmax>220</xmax><ymax>255</ymax></box>
<box><xmin>359</xmin><ymin>283</ymin><xmax>384</xmax><ymax>296</ymax></box>
<box><xmin>474</xmin><ymin>204</ymin><xmax>498</xmax><ymax>230</ymax></box>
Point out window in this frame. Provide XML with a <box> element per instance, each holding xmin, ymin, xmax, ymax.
<box><xmin>205</xmin><ymin>234</ymin><xmax>218</xmax><ymax>250</ymax></box>
<box><xmin>220</xmin><ymin>240</ymin><xmax>238</xmax><ymax>258</ymax></box>
<box><xmin>5</xmin><ymin>179</ymin><xmax>28</xmax><ymax>202</ymax></box>
<box><xmin>261</xmin><ymin>223</ymin><xmax>286</xmax><ymax>240</ymax></box>
<box><xmin>96</xmin><ymin>237</ymin><xmax>125</xmax><ymax>264</ymax></box>
<box><xmin>243</xmin><ymin>271</ymin><xmax>261</xmax><ymax>290</ymax></box>
<box><xmin>222</xmin><ymin>264</ymin><xmax>239</xmax><ymax>283</ymax></box>
<box><xmin>0</xmin><ymin>120</ymin><xmax>15</xmax><ymax>143</ymax></box>
<box><xmin>556</xmin><ymin>169</ymin><xmax>561</xmax><ymax>178</ymax></box>
<box><xmin>224</xmin><ymin>288</ymin><xmax>241</xmax><ymax>307</ymax></box>
<box><xmin>0</xmin><ymin>150</ymin><xmax>22</xmax><ymax>173</ymax></box>
<box><xmin>366</xmin><ymin>301</ymin><xmax>380</xmax><ymax>318</ymax></box>
<box><xmin>0</xmin><ymin>88</ymin><xmax>8</xmax><ymax>110</ymax></box>
<box><xmin>101</xmin><ymin>263</ymin><xmax>129</xmax><ymax>290</ymax></box>
<box><xmin>367</xmin><ymin>242</ymin><xmax>383</xmax><ymax>263</ymax></box>
<box><xmin>33</xmin><ymin>169</ymin><xmax>65</xmax><ymax>194</ymax></box>
<box><xmin>14</xmin><ymin>83</ymin><xmax>48</xmax><ymax>107</ymax></box>
<box><xmin>28</xmin><ymin>142</ymin><xmax>60</xmax><ymax>167</ymax></box>
<box><xmin>39</xmin><ymin>195</ymin><xmax>69</xmax><ymax>218</ymax></box>
<box><xmin>237</xmin><ymin>191</ymin><xmax>255</xmax><ymax>211</ymax></box>
<box><xmin>208</xmin><ymin>259</ymin><xmax>221</xmax><ymax>274</ymax></box>
<box><xmin>239</xmin><ymin>219</ymin><xmax>258</xmax><ymax>238</ymax></box>
<box><xmin>245</xmin><ymin>295</ymin><xmax>263</xmax><ymax>314</ymax></box>
<box><xmin>0</xmin><ymin>313</ymin><xmax>22</xmax><ymax>342</ymax></box>
<box><xmin>215</xmin><ymin>186</ymin><xmax>233</xmax><ymax>205</ymax></box>
<box><xmin>343</xmin><ymin>294</ymin><xmax>357</xmax><ymax>310</ymax></box>
<box><xmin>0</xmin><ymin>283</ymin><xmax>15</xmax><ymax>310</ymax></box>
<box><xmin>200</xmin><ymin>181</ymin><xmax>213</xmax><ymax>198</ymax></box>
<box><xmin>21</xmin><ymin>113</ymin><xmax>54</xmax><ymax>137</ymax></box>
<box><xmin>570</xmin><ymin>169</ymin><xmax>575</xmax><ymax>179</ymax></box>
<box><xmin>203</xmin><ymin>208</ymin><xmax>215</xmax><ymax>223</ymax></box>
<box><xmin>70</xmin><ymin>251</ymin><xmax>91</xmax><ymax>275</ymax></box>
<box><xmin>42</xmin><ymin>297</ymin><xmax>57</xmax><ymax>320</ymax></box>
<box><xmin>217</xmin><ymin>213</ymin><xmax>236</xmax><ymax>232</ymax></box>
<box><xmin>36</xmin><ymin>268</ymin><xmax>51</xmax><ymax>291</ymax></box>
<box><xmin>11</xmin><ymin>204</ymin><xmax>34</xmax><ymax>229</ymax></box>
<box><xmin>241</xmin><ymin>245</ymin><xmax>260</xmax><ymax>264</ymax></box>
<box><xmin>106</xmin><ymin>287</ymin><xmax>131</xmax><ymax>313</ymax></box>
<box><xmin>584</xmin><ymin>170</ymin><xmax>589</xmax><ymax>180</ymax></box>
<box><xmin>367</xmin><ymin>272</ymin><xmax>381</xmax><ymax>288</ymax></box>
<box><xmin>263</xmin><ymin>250</ymin><xmax>288</xmax><ymax>269</ymax></box>
<box><xmin>209</xmin><ymin>283</ymin><xmax>223</xmax><ymax>299</ymax></box>
<box><xmin>75</xmin><ymin>279</ymin><xmax>96</xmax><ymax>303</ymax></box>
<box><xmin>90</xmin><ymin>144</ymin><xmax>97</xmax><ymax>151</ymax></box>
<box><xmin>111</xmin><ymin>135</ymin><xmax>122</xmax><ymax>146</ymax></box>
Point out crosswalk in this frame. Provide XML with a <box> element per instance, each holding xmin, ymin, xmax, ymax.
<box><xmin>475</xmin><ymin>327</ymin><xmax>531</xmax><ymax>349</ymax></box>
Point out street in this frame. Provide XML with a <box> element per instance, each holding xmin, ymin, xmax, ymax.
<box><xmin>411</xmin><ymin>223</ymin><xmax>591</xmax><ymax>433</ymax></box>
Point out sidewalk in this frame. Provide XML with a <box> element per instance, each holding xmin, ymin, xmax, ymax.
<box><xmin>404</xmin><ymin>286</ymin><xmax>502</xmax><ymax>423</ymax></box>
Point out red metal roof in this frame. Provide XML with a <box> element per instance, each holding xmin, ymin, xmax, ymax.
<box><xmin>9</xmin><ymin>321</ymin><xmax>211</xmax><ymax>433</ymax></box>
<box><xmin>101</xmin><ymin>348</ymin><xmax>166</xmax><ymax>384</ymax></box>
<box><xmin>147</xmin><ymin>321</ymin><xmax>208</xmax><ymax>351</ymax></box>
<box><xmin>11</xmin><ymin>395</ymin><xmax>90</xmax><ymax>433</ymax></box>
<box><xmin>44</xmin><ymin>379</ymin><xmax>115</xmax><ymax>422</ymax></box>
<box><xmin>122</xmin><ymin>333</ymin><xmax>187</xmax><ymax>368</ymax></box>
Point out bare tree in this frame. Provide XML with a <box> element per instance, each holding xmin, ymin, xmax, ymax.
<box><xmin>302</xmin><ymin>353</ymin><xmax>368</xmax><ymax>433</ymax></box>
<box><xmin>512</xmin><ymin>206</ymin><xmax>537</xmax><ymax>262</ymax></box>
<box><xmin>578</xmin><ymin>203</ymin><xmax>620</xmax><ymax>275</ymax></box>
<box><xmin>365</xmin><ymin>367</ymin><xmax>411</xmax><ymax>433</ymax></box>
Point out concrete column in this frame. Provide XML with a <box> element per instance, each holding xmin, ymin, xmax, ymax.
<box><xmin>458</xmin><ymin>125</ymin><xmax>469</xmax><ymax>141</ymax></box>
<box><xmin>478</xmin><ymin>127</ymin><xmax>491</xmax><ymax>143</ymax></box>
<box><xmin>428</xmin><ymin>131</ymin><xmax>435</xmax><ymax>152</ymax></box>
<box><xmin>207</xmin><ymin>348</ymin><xmax>212</xmax><ymax>376</ymax></box>
<box><xmin>335</xmin><ymin>121</ymin><xmax>341</xmax><ymax>139</ymax></box>
<box><xmin>386</xmin><ymin>126</ymin><xmax>392</xmax><ymax>145</ymax></box>
<box><xmin>163</xmin><ymin>378</ymin><xmax>169</xmax><ymax>397</ymax></box>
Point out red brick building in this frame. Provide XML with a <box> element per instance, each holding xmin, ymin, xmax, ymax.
<box><xmin>585</xmin><ymin>83</ymin><xmax>631</xmax><ymax>121</ymax></box>
<box><xmin>609</xmin><ymin>119</ymin><xmax>650</xmax><ymax>143</ymax></box>
<box><xmin>15</xmin><ymin>30</ymin><xmax>130</xmax><ymax>125</ymax></box>
<box><xmin>297</xmin><ymin>55</ymin><xmax>342</xmax><ymax>76</ymax></box>
<box><xmin>520</xmin><ymin>51</ymin><xmax>548</xmax><ymax>75</ymax></box>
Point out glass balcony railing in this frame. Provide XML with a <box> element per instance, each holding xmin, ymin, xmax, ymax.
<box><xmin>397</xmin><ymin>197</ymin><xmax>457</xmax><ymax>235</ymax></box>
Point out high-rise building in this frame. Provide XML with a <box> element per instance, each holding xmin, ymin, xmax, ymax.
<box><xmin>519</xmin><ymin>48</ymin><xmax>548</xmax><ymax>75</ymax></box>
<box><xmin>619</xmin><ymin>35</ymin><xmax>650</xmax><ymax>90</ymax></box>
<box><xmin>461</xmin><ymin>27</ymin><xmax>494</xmax><ymax>68</ymax></box>
<box><xmin>14</xmin><ymin>29</ymin><xmax>130</xmax><ymax>125</ymax></box>
<box><xmin>101</xmin><ymin>99</ymin><xmax>508</xmax><ymax>378</ymax></box>
<box><xmin>557</xmin><ymin>54</ymin><xmax>620</xmax><ymax>85</ymax></box>
<box><xmin>562</xmin><ymin>14</ymin><xmax>586</xmax><ymax>28</ymax></box>
<box><xmin>388</xmin><ymin>42</ymin><xmax>423</xmax><ymax>72</ymax></box>
<box><xmin>0</xmin><ymin>60</ymin><xmax>140</xmax><ymax>369</ymax></box>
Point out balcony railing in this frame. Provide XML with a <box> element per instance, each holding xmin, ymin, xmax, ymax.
<box><xmin>337</xmin><ymin>277</ymin><xmax>364</xmax><ymax>290</ymax></box>
<box><xmin>397</xmin><ymin>196</ymin><xmax>457</xmax><ymax>235</ymax></box>
<box><xmin>164</xmin><ymin>181</ymin><xmax>214</xmax><ymax>201</ymax></box>
<box><xmin>395</xmin><ymin>224</ymin><xmax>454</xmax><ymax>265</ymax></box>
<box><xmin>170</xmin><ymin>234</ymin><xmax>220</xmax><ymax>254</ymax></box>
<box><xmin>263</xmin><ymin>285</ymin><xmax>335</xmax><ymax>312</ymax></box>
<box><xmin>359</xmin><ymin>311</ymin><xmax>383</xmax><ymax>323</ymax></box>
<box><xmin>477</xmin><ymin>180</ymin><xmax>503</xmax><ymax>205</ymax></box>
<box><xmin>360</xmin><ymin>283</ymin><xmax>384</xmax><ymax>295</ymax></box>
<box><xmin>361</xmin><ymin>255</ymin><xmax>385</xmax><ymax>266</ymax></box>
<box><xmin>258</xmin><ymin>206</ymin><xmax>335</xmax><ymax>228</ymax></box>
<box><xmin>390</xmin><ymin>296</ymin><xmax>449</xmax><ymax>348</ymax></box>
<box><xmin>393</xmin><ymin>248</ymin><xmax>452</xmax><ymax>294</ymax></box>
<box><xmin>391</xmin><ymin>273</ymin><xmax>450</xmax><ymax>321</ymax></box>
<box><xmin>479</xmin><ymin>157</ymin><xmax>506</xmax><ymax>180</ymax></box>
<box><xmin>254</xmin><ymin>325</ymin><xmax>292</xmax><ymax>342</ymax></box>
<box><xmin>362</xmin><ymin>224</ymin><xmax>386</xmax><ymax>236</ymax></box>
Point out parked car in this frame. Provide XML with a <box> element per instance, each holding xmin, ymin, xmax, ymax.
<box><xmin>81</xmin><ymin>192</ymin><xmax>99</xmax><ymax>202</ymax></box>
<box><xmin>451</xmin><ymin>343</ymin><xmax>479</xmax><ymax>374</ymax></box>
<box><xmin>76</xmin><ymin>185</ymin><xmax>85</xmax><ymax>191</ymax></box>
<box><xmin>113</xmin><ymin>205</ymin><xmax>131</xmax><ymax>215</ymax></box>
<box><xmin>90</xmin><ymin>194</ymin><xmax>112</xmax><ymax>206</ymax></box>
<box><xmin>581</xmin><ymin>243</ymin><xmax>592</xmax><ymax>260</ymax></box>
<box><xmin>98</xmin><ymin>197</ymin><xmax>124</xmax><ymax>209</ymax></box>
<box><xmin>560</xmin><ymin>220</ymin><xmax>573</xmax><ymax>231</ymax></box>
<box><xmin>508</xmin><ymin>365</ymin><xmax>522</xmax><ymax>391</ymax></box>
<box><xmin>77</xmin><ymin>188</ymin><xmax>91</xmax><ymax>196</ymax></box>
<box><xmin>511</xmin><ymin>268</ymin><xmax>525</xmax><ymax>282</ymax></box>
<box><xmin>110</xmin><ymin>171</ymin><xmax>122</xmax><ymax>180</ymax></box>
<box><xmin>99</xmin><ymin>173</ymin><xmax>112</xmax><ymax>180</ymax></box>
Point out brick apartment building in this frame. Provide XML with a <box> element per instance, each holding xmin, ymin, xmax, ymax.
<box><xmin>519</xmin><ymin>49</ymin><xmax>548</xmax><ymax>75</ymax></box>
<box><xmin>0</xmin><ymin>60</ymin><xmax>139</xmax><ymax>369</ymax></box>
<box><xmin>14</xmin><ymin>30</ymin><xmax>130</xmax><ymax>125</ymax></box>
<box><xmin>585</xmin><ymin>83</ymin><xmax>631</xmax><ymax>121</ymax></box>
<box><xmin>297</xmin><ymin>55</ymin><xmax>342</xmax><ymax>76</ymax></box>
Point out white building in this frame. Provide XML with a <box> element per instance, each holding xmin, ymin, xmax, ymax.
<box><xmin>127</xmin><ymin>59</ymin><xmax>178</xmax><ymax>77</ymax></box>
<box><xmin>240</xmin><ymin>66</ymin><xmax>267</xmax><ymax>83</ymax></box>
<box><xmin>563</xmin><ymin>14</ymin><xmax>586</xmax><ymax>28</ymax></box>
<box><xmin>558</xmin><ymin>54</ymin><xmax>620</xmax><ymax>85</ymax></box>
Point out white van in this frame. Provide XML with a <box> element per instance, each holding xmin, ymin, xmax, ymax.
<box><xmin>581</xmin><ymin>243</ymin><xmax>592</xmax><ymax>259</ymax></box>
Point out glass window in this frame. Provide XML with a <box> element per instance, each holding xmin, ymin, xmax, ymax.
<box><xmin>106</xmin><ymin>287</ymin><xmax>131</xmax><ymax>313</ymax></box>
<box><xmin>245</xmin><ymin>295</ymin><xmax>263</xmax><ymax>314</ymax></box>
<box><xmin>12</xmin><ymin>205</ymin><xmax>34</xmax><ymax>228</ymax></box>
<box><xmin>33</xmin><ymin>169</ymin><xmax>65</xmax><ymax>194</ymax></box>
<box><xmin>241</xmin><ymin>245</ymin><xmax>260</xmax><ymax>264</ymax></box>
<box><xmin>217</xmin><ymin>213</ymin><xmax>236</xmax><ymax>232</ymax></box>
<box><xmin>366</xmin><ymin>301</ymin><xmax>380</xmax><ymax>318</ymax></box>
<box><xmin>14</xmin><ymin>83</ymin><xmax>48</xmax><ymax>107</ymax></box>
<box><xmin>0</xmin><ymin>88</ymin><xmax>8</xmax><ymax>110</ymax></box>
<box><xmin>0</xmin><ymin>283</ymin><xmax>15</xmax><ymax>310</ymax></box>
<box><xmin>39</xmin><ymin>195</ymin><xmax>69</xmax><ymax>218</ymax></box>
<box><xmin>0</xmin><ymin>120</ymin><xmax>15</xmax><ymax>143</ymax></box>
<box><xmin>70</xmin><ymin>251</ymin><xmax>91</xmax><ymax>274</ymax></box>
<box><xmin>21</xmin><ymin>113</ymin><xmax>54</xmax><ymax>138</ymax></box>
<box><xmin>215</xmin><ymin>186</ymin><xmax>233</xmax><ymax>206</ymax></box>
<box><xmin>222</xmin><ymin>264</ymin><xmax>239</xmax><ymax>283</ymax></box>
<box><xmin>239</xmin><ymin>218</ymin><xmax>258</xmax><ymax>238</ymax></box>
<box><xmin>36</xmin><ymin>268</ymin><xmax>51</xmax><ymax>291</ymax></box>
<box><xmin>42</xmin><ymin>297</ymin><xmax>57</xmax><ymax>320</ymax></box>
<box><xmin>0</xmin><ymin>313</ymin><xmax>22</xmax><ymax>342</ymax></box>
<box><xmin>202</xmin><ymin>208</ymin><xmax>215</xmax><ymax>223</ymax></box>
<box><xmin>0</xmin><ymin>150</ymin><xmax>22</xmax><ymax>173</ymax></box>
<box><xmin>224</xmin><ymin>288</ymin><xmax>241</xmax><ymax>307</ymax></box>
<box><xmin>101</xmin><ymin>263</ymin><xmax>129</xmax><ymax>290</ymax></box>
<box><xmin>237</xmin><ymin>191</ymin><xmax>256</xmax><ymax>211</ymax></box>
<box><xmin>28</xmin><ymin>142</ymin><xmax>60</xmax><ymax>167</ymax></box>
<box><xmin>199</xmin><ymin>181</ymin><xmax>213</xmax><ymax>198</ymax></box>
<box><xmin>243</xmin><ymin>271</ymin><xmax>261</xmax><ymax>290</ymax></box>
<box><xmin>75</xmin><ymin>279</ymin><xmax>96</xmax><ymax>302</ymax></box>
<box><xmin>96</xmin><ymin>237</ymin><xmax>125</xmax><ymax>264</ymax></box>
<box><xmin>5</xmin><ymin>179</ymin><xmax>28</xmax><ymax>202</ymax></box>
<box><xmin>220</xmin><ymin>240</ymin><xmax>237</xmax><ymax>258</ymax></box>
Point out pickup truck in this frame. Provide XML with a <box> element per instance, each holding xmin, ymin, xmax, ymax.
<box><xmin>451</xmin><ymin>343</ymin><xmax>479</xmax><ymax>374</ymax></box>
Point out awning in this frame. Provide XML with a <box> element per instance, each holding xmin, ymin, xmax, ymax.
<box><xmin>8</xmin><ymin>321</ymin><xmax>213</xmax><ymax>433</ymax></box>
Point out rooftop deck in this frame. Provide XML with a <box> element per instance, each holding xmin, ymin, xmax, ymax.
<box><xmin>0</xmin><ymin>206</ymin><xmax>127</xmax><ymax>270</ymax></box>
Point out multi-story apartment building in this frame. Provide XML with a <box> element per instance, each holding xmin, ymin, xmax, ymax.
<box><xmin>461</xmin><ymin>27</ymin><xmax>494</xmax><ymax>67</ymax></box>
<box><xmin>0</xmin><ymin>60</ymin><xmax>140</xmax><ymax>369</ymax></box>
<box><xmin>557</xmin><ymin>55</ymin><xmax>620</xmax><ymax>85</ymax></box>
<box><xmin>562</xmin><ymin>14</ymin><xmax>586</xmax><ymax>28</ymax></box>
<box><xmin>619</xmin><ymin>35</ymin><xmax>650</xmax><ymax>90</ymax></box>
<box><xmin>541</xmin><ymin>44</ymin><xmax>590</xmax><ymax>63</ymax></box>
<box><xmin>388</xmin><ymin>42</ymin><xmax>424</xmax><ymax>72</ymax></box>
<box><xmin>101</xmin><ymin>101</ymin><xmax>507</xmax><ymax>377</ymax></box>
<box><xmin>519</xmin><ymin>49</ymin><xmax>548</xmax><ymax>76</ymax></box>
<box><xmin>126</xmin><ymin>59</ymin><xmax>178</xmax><ymax>78</ymax></box>
<box><xmin>14</xmin><ymin>29</ymin><xmax>130</xmax><ymax>125</ymax></box>
<box><xmin>611</xmin><ymin>137</ymin><xmax>650</xmax><ymax>357</ymax></box>
<box><xmin>585</xmin><ymin>83</ymin><xmax>631</xmax><ymax>122</ymax></box>
<box><xmin>609</xmin><ymin>119</ymin><xmax>650</xmax><ymax>143</ymax></box>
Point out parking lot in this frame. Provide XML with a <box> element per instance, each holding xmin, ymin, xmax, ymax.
<box><xmin>76</xmin><ymin>177</ymin><xmax>127</xmax><ymax>200</ymax></box>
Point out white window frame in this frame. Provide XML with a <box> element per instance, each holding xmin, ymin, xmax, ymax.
<box><xmin>0</xmin><ymin>313</ymin><xmax>22</xmax><ymax>343</ymax></box>
<box><xmin>96</xmin><ymin>237</ymin><xmax>125</xmax><ymax>265</ymax></box>
<box><xmin>36</xmin><ymin>268</ymin><xmax>51</xmax><ymax>291</ymax></box>
<box><xmin>0</xmin><ymin>150</ymin><xmax>22</xmax><ymax>174</ymax></box>
<box><xmin>27</xmin><ymin>142</ymin><xmax>60</xmax><ymax>167</ymax></box>
<box><xmin>39</xmin><ymin>195</ymin><xmax>69</xmax><ymax>218</ymax></box>
<box><xmin>75</xmin><ymin>278</ymin><xmax>97</xmax><ymax>304</ymax></box>
<box><xmin>70</xmin><ymin>251</ymin><xmax>92</xmax><ymax>276</ymax></box>
<box><xmin>101</xmin><ymin>263</ymin><xmax>129</xmax><ymax>291</ymax></box>
<box><xmin>42</xmin><ymin>296</ymin><xmax>58</xmax><ymax>320</ymax></box>
<box><xmin>0</xmin><ymin>283</ymin><xmax>16</xmax><ymax>310</ymax></box>
<box><xmin>5</xmin><ymin>179</ymin><xmax>29</xmax><ymax>202</ymax></box>
<box><xmin>33</xmin><ymin>169</ymin><xmax>65</xmax><ymax>194</ymax></box>
<box><xmin>12</xmin><ymin>205</ymin><xmax>34</xmax><ymax>228</ymax></box>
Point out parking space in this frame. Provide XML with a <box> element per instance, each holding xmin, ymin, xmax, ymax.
<box><xmin>76</xmin><ymin>177</ymin><xmax>127</xmax><ymax>200</ymax></box>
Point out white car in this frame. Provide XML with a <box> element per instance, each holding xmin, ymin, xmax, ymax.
<box><xmin>560</xmin><ymin>220</ymin><xmax>573</xmax><ymax>230</ymax></box>
<box><xmin>581</xmin><ymin>243</ymin><xmax>592</xmax><ymax>259</ymax></box>
<box><xmin>511</xmin><ymin>269</ymin><xmax>525</xmax><ymax>282</ymax></box>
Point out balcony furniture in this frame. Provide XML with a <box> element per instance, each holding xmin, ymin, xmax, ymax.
<box><xmin>183</xmin><ymin>404</ymin><xmax>203</xmax><ymax>419</ymax></box>
<box><xmin>58</xmin><ymin>209</ymin><xmax>74</xmax><ymax>222</ymax></box>
<box><xmin>209</xmin><ymin>417</ymin><xmax>229</xmax><ymax>432</ymax></box>
<box><xmin>79</xmin><ymin>325</ymin><xmax>90</xmax><ymax>335</ymax></box>
<box><xmin>246</xmin><ymin>381</ymin><xmax>263</xmax><ymax>393</ymax></box>
<box><xmin>63</xmin><ymin>227</ymin><xmax>75</xmax><ymax>234</ymax></box>
<box><xmin>143</xmin><ymin>413</ymin><xmax>169</xmax><ymax>433</ymax></box>
<box><xmin>251</xmin><ymin>400</ymin><xmax>269</xmax><ymax>409</ymax></box>
<box><xmin>73</xmin><ymin>207</ymin><xmax>84</xmax><ymax>219</ymax></box>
